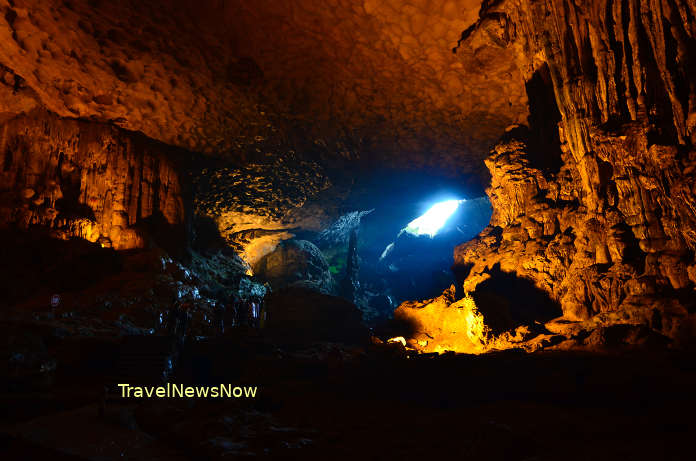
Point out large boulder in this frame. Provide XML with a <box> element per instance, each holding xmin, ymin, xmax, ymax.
<box><xmin>394</xmin><ymin>286</ymin><xmax>492</xmax><ymax>354</ymax></box>
<box><xmin>253</xmin><ymin>240</ymin><xmax>336</xmax><ymax>295</ymax></box>
<box><xmin>264</xmin><ymin>287</ymin><xmax>365</xmax><ymax>344</ymax></box>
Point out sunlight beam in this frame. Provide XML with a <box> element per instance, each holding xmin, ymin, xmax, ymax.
<box><xmin>404</xmin><ymin>199</ymin><xmax>465</xmax><ymax>237</ymax></box>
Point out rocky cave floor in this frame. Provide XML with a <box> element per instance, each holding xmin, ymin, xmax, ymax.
<box><xmin>0</xmin><ymin>235</ymin><xmax>693</xmax><ymax>461</ymax></box>
<box><xmin>2</xmin><ymin>331</ymin><xmax>696</xmax><ymax>461</ymax></box>
<box><xmin>1</xmin><ymin>231</ymin><xmax>695</xmax><ymax>460</ymax></box>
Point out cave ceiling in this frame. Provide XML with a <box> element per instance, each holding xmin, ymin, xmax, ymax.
<box><xmin>0</xmin><ymin>0</ymin><xmax>528</xmax><ymax>178</ymax></box>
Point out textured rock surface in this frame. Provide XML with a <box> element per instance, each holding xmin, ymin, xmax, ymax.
<box><xmin>0</xmin><ymin>110</ymin><xmax>187</xmax><ymax>250</ymax></box>
<box><xmin>0</xmin><ymin>0</ymin><xmax>527</xmax><ymax>177</ymax></box>
<box><xmin>0</xmin><ymin>231</ymin><xmax>219</xmax><ymax>336</ymax></box>
<box><xmin>0</xmin><ymin>0</ymin><xmax>260</xmax><ymax>155</ymax></box>
<box><xmin>395</xmin><ymin>287</ymin><xmax>492</xmax><ymax>354</ymax></box>
<box><xmin>0</xmin><ymin>0</ymin><xmax>528</xmax><ymax>277</ymax></box>
<box><xmin>450</xmin><ymin>0</ymin><xmax>696</xmax><ymax>346</ymax></box>
<box><xmin>253</xmin><ymin>240</ymin><xmax>336</xmax><ymax>295</ymax></box>
<box><xmin>192</xmin><ymin>154</ymin><xmax>334</xmax><ymax>266</ymax></box>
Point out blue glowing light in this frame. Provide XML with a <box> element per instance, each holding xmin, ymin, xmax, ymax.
<box><xmin>404</xmin><ymin>199</ymin><xmax>465</xmax><ymax>237</ymax></box>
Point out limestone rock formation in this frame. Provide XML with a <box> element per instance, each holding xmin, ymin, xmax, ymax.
<box><xmin>253</xmin><ymin>239</ymin><xmax>337</xmax><ymax>295</ymax></box>
<box><xmin>451</xmin><ymin>0</ymin><xmax>696</xmax><ymax>346</ymax></box>
<box><xmin>396</xmin><ymin>0</ymin><xmax>696</xmax><ymax>352</ymax></box>
<box><xmin>395</xmin><ymin>286</ymin><xmax>493</xmax><ymax>354</ymax></box>
<box><xmin>0</xmin><ymin>0</ymin><xmax>528</xmax><ymax>178</ymax></box>
<box><xmin>0</xmin><ymin>110</ymin><xmax>187</xmax><ymax>250</ymax></box>
<box><xmin>2</xmin><ymin>0</ymin><xmax>695</xmax><ymax>353</ymax></box>
<box><xmin>192</xmin><ymin>154</ymin><xmax>333</xmax><ymax>266</ymax></box>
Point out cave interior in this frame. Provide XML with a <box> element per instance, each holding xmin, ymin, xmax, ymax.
<box><xmin>1</xmin><ymin>0</ymin><xmax>696</xmax><ymax>459</ymax></box>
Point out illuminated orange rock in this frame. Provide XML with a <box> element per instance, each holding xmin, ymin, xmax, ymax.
<box><xmin>451</xmin><ymin>0</ymin><xmax>696</xmax><ymax>346</ymax></box>
<box><xmin>395</xmin><ymin>286</ymin><xmax>491</xmax><ymax>354</ymax></box>
<box><xmin>191</xmin><ymin>155</ymin><xmax>334</xmax><ymax>266</ymax></box>
<box><xmin>395</xmin><ymin>285</ymin><xmax>542</xmax><ymax>353</ymax></box>
<box><xmin>397</xmin><ymin>0</ymin><xmax>696</xmax><ymax>351</ymax></box>
<box><xmin>0</xmin><ymin>111</ymin><xmax>187</xmax><ymax>250</ymax></box>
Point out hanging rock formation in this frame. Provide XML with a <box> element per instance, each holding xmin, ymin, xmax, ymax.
<box><xmin>397</xmin><ymin>0</ymin><xmax>696</xmax><ymax>351</ymax></box>
<box><xmin>0</xmin><ymin>110</ymin><xmax>188</xmax><ymax>250</ymax></box>
<box><xmin>192</xmin><ymin>154</ymin><xmax>334</xmax><ymax>266</ymax></box>
<box><xmin>455</xmin><ymin>0</ymin><xmax>696</xmax><ymax>346</ymax></box>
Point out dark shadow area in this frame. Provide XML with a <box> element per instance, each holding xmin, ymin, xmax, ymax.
<box><xmin>3</xmin><ymin>328</ymin><xmax>696</xmax><ymax>461</ymax></box>
<box><xmin>472</xmin><ymin>263</ymin><xmax>562</xmax><ymax>335</ymax></box>
<box><xmin>525</xmin><ymin>63</ymin><xmax>563</xmax><ymax>174</ymax></box>
<box><xmin>375</xmin><ymin>231</ymin><xmax>464</xmax><ymax>302</ymax></box>
<box><xmin>136</xmin><ymin>210</ymin><xmax>189</xmax><ymax>261</ymax></box>
<box><xmin>264</xmin><ymin>287</ymin><xmax>366</xmax><ymax>345</ymax></box>
<box><xmin>190</xmin><ymin>215</ymin><xmax>229</xmax><ymax>252</ymax></box>
<box><xmin>0</xmin><ymin>228</ymin><xmax>122</xmax><ymax>307</ymax></box>
<box><xmin>633</xmin><ymin>15</ymin><xmax>681</xmax><ymax>147</ymax></box>
<box><xmin>226</xmin><ymin>56</ymin><xmax>264</xmax><ymax>86</ymax></box>
<box><xmin>53</xmin><ymin>199</ymin><xmax>98</xmax><ymax>222</ymax></box>
<box><xmin>452</xmin><ymin>261</ymin><xmax>475</xmax><ymax>299</ymax></box>
<box><xmin>374</xmin><ymin>313</ymin><xmax>419</xmax><ymax>341</ymax></box>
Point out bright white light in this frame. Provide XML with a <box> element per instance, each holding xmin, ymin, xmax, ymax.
<box><xmin>379</xmin><ymin>242</ymin><xmax>395</xmax><ymax>261</ymax></box>
<box><xmin>404</xmin><ymin>199</ymin><xmax>465</xmax><ymax>237</ymax></box>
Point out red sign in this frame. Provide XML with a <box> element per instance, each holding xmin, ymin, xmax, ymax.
<box><xmin>50</xmin><ymin>294</ymin><xmax>61</xmax><ymax>308</ymax></box>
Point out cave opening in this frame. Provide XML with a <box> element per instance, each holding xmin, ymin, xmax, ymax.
<box><xmin>279</xmin><ymin>169</ymin><xmax>493</xmax><ymax>325</ymax></box>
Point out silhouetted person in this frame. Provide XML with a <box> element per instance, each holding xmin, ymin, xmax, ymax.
<box><xmin>249</xmin><ymin>299</ymin><xmax>260</xmax><ymax>328</ymax></box>
<box><xmin>225</xmin><ymin>298</ymin><xmax>237</xmax><ymax>330</ymax></box>
<box><xmin>259</xmin><ymin>297</ymin><xmax>267</xmax><ymax>328</ymax></box>
<box><xmin>237</xmin><ymin>299</ymin><xmax>248</xmax><ymax>327</ymax></box>
<box><xmin>214</xmin><ymin>302</ymin><xmax>225</xmax><ymax>335</ymax></box>
<box><xmin>174</xmin><ymin>301</ymin><xmax>193</xmax><ymax>341</ymax></box>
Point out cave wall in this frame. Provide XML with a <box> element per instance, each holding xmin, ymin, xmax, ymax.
<box><xmin>455</xmin><ymin>0</ymin><xmax>696</xmax><ymax>341</ymax></box>
<box><xmin>0</xmin><ymin>110</ymin><xmax>188</xmax><ymax>250</ymax></box>
<box><xmin>192</xmin><ymin>153</ymin><xmax>334</xmax><ymax>266</ymax></box>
